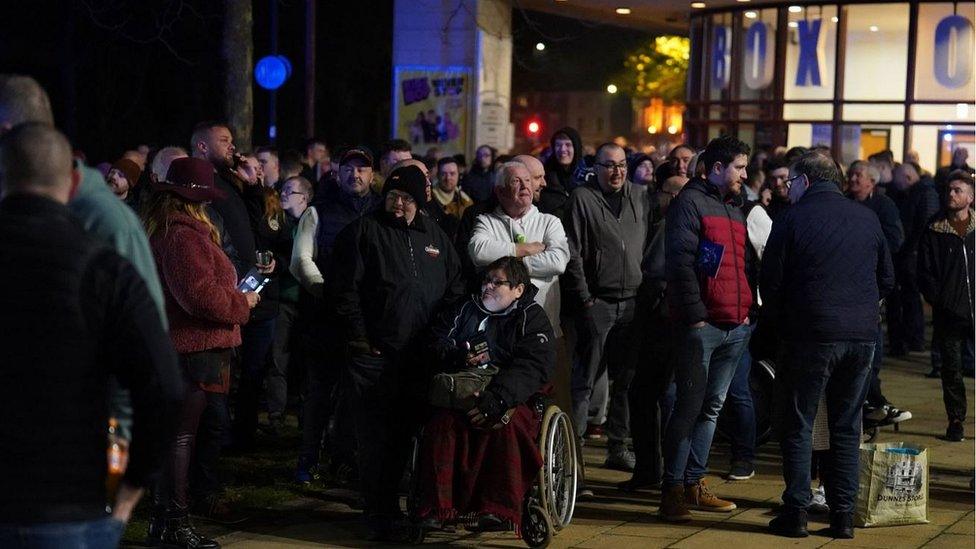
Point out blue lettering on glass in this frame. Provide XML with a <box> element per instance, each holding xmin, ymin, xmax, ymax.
<box><xmin>712</xmin><ymin>26</ymin><xmax>731</xmax><ymax>89</ymax></box>
<box><xmin>796</xmin><ymin>19</ymin><xmax>823</xmax><ymax>87</ymax></box>
<box><xmin>934</xmin><ymin>15</ymin><xmax>974</xmax><ymax>89</ymax></box>
<box><xmin>744</xmin><ymin>21</ymin><xmax>774</xmax><ymax>90</ymax></box>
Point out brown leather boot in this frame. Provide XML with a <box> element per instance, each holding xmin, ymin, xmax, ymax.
<box><xmin>685</xmin><ymin>479</ymin><xmax>736</xmax><ymax>512</ymax></box>
<box><xmin>659</xmin><ymin>484</ymin><xmax>692</xmax><ymax>522</ymax></box>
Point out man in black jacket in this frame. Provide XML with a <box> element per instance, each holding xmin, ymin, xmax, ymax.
<box><xmin>0</xmin><ymin>123</ymin><xmax>181</xmax><ymax>545</ymax></box>
<box><xmin>888</xmin><ymin>162</ymin><xmax>940</xmax><ymax>356</ymax></box>
<box><xmin>764</xmin><ymin>153</ymin><xmax>894</xmax><ymax>540</ymax></box>
<box><xmin>918</xmin><ymin>171</ymin><xmax>975</xmax><ymax>442</ymax></box>
<box><xmin>329</xmin><ymin>165</ymin><xmax>464</xmax><ymax>541</ymax></box>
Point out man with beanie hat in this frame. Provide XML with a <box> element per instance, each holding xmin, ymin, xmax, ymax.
<box><xmin>106</xmin><ymin>157</ymin><xmax>142</xmax><ymax>203</ymax></box>
<box><xmin>328</xmin><ymin>164</ymin><xmax>464</xmax><ymax>541</ymax></box>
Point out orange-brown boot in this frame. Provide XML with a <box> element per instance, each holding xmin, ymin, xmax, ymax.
<box><xmin>685</xmin><ymin>479</ymin><xmax>736</xmax><ymax>512</ymax></box>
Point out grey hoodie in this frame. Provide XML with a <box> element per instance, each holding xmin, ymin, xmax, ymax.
<box><xmin>563</xmin><ymin>180</ymin><xmax>651</xmax><ymax>304</ymax></box>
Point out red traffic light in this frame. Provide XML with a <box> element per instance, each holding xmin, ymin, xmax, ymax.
<box><xmin>526</xmin><ymin>119</ymin><xmax>541</xmax><ymax>136</ymax></box>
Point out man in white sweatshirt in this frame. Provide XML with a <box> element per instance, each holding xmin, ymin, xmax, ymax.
<box><xmin>469</xmin><ymin>161</ymin><xmax>570</xmax><ymax>330</ymax></box>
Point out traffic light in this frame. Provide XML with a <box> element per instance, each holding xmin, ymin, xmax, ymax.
<box><xmin>526</xmin><ymin>118</ymin><xmax>542</xmax><ymax>138</ymax></box>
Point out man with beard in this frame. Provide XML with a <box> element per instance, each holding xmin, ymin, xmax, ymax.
<box><xmin>329</xmin><ymin>165</ymin><xmax>464</xmax><ymax>541</ymax></box>
<box><xmin>765</xmin><ymin>158</ymin><xmax>792</xmax><ymax>221</ymax></box>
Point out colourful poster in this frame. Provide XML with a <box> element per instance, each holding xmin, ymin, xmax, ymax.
<box><xmin>394</xmin><ymin>67</ymin><xmax>470</xmax><ymax>156</ymax></box>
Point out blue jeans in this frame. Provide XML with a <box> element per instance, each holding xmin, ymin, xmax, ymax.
<box><xmin>663</xmin><ymin>322</ymin><xmax>750</xmax><ymax>487</ymax></box>
<box><xmin>0</xmin><ymin>516</ymin><xmax>124</xmax><ymax>548</ymax></box>
<box><xmin>780</xmin><ymin>340</ymin><xmax>874</xmax><ymax>515</ymax></box>
<box><xmin>726</xmin><ymin>326</ymin><xmax>756</xmax><ymax>464</ymax></box>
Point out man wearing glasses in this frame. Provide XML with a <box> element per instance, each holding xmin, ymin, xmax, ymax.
<box><xmin>762</xmin><ymin>153</ymin><xmax>894</xmax><ymax>539</ymax></box>
<box><xmin>661</xmin><ymin>135</ymin><xmax>752</xmax><ymax>522</ymax></box>
<box><xmin>329</xmin><ymin>164</ymin><xmax>464</xmax><ymax>541</ymax></box>
<box><xmin>564</xmin><ymin>142</ymin><xmax>650</xmax><ymax>472</ymax></box>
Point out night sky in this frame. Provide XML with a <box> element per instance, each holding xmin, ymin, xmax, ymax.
<box><xmin>0</xmin><ymin>2</ymin><xmax>648</xmax><ymax>163</ymax></box>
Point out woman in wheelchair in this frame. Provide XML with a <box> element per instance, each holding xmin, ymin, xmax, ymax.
<box><xmin>416</xmin><ymin>256</ymin><xmax>556</xmax><ymax>535</ymax></box>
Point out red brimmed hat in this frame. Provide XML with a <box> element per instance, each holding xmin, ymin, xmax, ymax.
<box><xmin>151</xmin><ymin>157</ymin><xmax>225</xmax><ymax>202</ymax></box>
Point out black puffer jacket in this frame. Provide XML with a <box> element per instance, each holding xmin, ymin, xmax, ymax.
<box><xmin>430</xmin><ymin>284</ymin><xmax>555</xmax><ymax>411</ymax></box>
<box><xmin>329</xmin><ymin>209</ymin><xmax>465</xmax><ymax>354</ymax></box>
<box><xmin>918</xmin><ymin>211</ymin><xmax>975</xmax><ymax>327</ymax></box>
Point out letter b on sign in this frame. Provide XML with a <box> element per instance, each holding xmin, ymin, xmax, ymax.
<box><xmin>934</xmin><ymin>15</ymin><xmax>974</xmax><ymax>89</ymax></box>
<box><xmin>712</xmin><ymin>26</ymin><xmax>731</xmax><ymax>90</ymax></box>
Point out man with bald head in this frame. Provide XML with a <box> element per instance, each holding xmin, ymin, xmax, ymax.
<box><xmin>564</xmin><ymin>142</ymin><xmax>650</xmax><ymax>471</ymax></box>
<box><xmin>0</xmin><ymin>123</ymin><xmax>181</xmax><ymax>546</ymax></box>
<box><xmin>514</xmin><ymin>154</ymin><xmax>548</xmax><ymax>205</ymax></box>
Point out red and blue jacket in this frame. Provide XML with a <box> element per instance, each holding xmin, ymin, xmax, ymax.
<box><xmin>665</xmin><ymin>177</ymin><xmax>752</xmax><ymax>326</ymax></box>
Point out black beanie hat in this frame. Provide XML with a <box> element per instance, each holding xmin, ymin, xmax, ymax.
<box><xmin>383</xmin><ymin>165</ymin><xmax>427</xmax><ymax>205</ymax></box>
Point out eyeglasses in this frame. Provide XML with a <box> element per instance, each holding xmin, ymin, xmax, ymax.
<box><xmin>596</xmin><ymin>162</ymin><xmax>628</xmax><ymax>172</ymax></box>
<box><xmin>482</xmin><ymin>277</ymin><xmax>513</xmax><ymax>288</ymax></box>
<box><xmin>280</xmin><ymin>191</ymin><xmax>307</xmax><ymax>198</ymax></box>
<box><xmin>386</xmin><ymin>191</ymin><xmax>416</xmax><ymax>205</ymax></box>
<box><xmin>784</xmin><ymin>173</ymin><xmax>805</xmax><ymax>190</ymax></box>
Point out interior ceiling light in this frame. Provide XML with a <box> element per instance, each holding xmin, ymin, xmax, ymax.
<box><xmin>615</xmin><ymin>7</ymin><xmax>631</xmax><ymax>15</ymax></box>
<box><xmin>788</xmin><ymin>21</ymin><xmax>799</xmax><ymax>28</ymax></box>
<box><xmin>831</xmin><ymin>16</ymin><xmax>839</xmax><ymax>23</ymax></box>
<box><xmin>691</xmin><ymin>2</ymin><xmax>706</xmax><ymax>8</ymax></box>
<box><xmin>788</xmin><ymin>5</ymin><xmax>802</xmax><ymax>13</ymax></box>
<box><xmin>869</xmin><ymin>25</ymin><xmax>879</xmax><ymax>32</ymax></box>
<box><xmin>736</xmin><ymin>0</ymin><xmax>750</xmax><ymax>2</ymax></box>
<box><xmin>744</xmin><ymin>11</ymin><xmax>757</xmax><ymax>19</ymax></box>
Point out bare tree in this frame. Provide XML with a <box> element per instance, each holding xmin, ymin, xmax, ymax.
<box><xmin>223</xmin><ymin>0</ymin><xmax>253</xmax><ymax>151</ymax></box>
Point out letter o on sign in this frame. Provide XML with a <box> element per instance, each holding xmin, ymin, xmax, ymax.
<box><xmin>744</xmin><ymin>21</ymin><xmax>774</xmax><ymax>90</ymax></box>
<box><xmin>934</xmin><ymin>15</ymin><xmax>974</xmax><ymax>89</ymax></box>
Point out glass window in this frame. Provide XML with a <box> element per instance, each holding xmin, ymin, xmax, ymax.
<box><xmin>842</xmin><ymin>104</ymin><xmax>904</xmax><ymax>122</ymax></box>
<box><xmin>911</xmin><ymin>103</ymin><xmax>976</xmax><ymax>124</ymax></box>
<box><xmin>915</xmin><ymin>4</ymin><xmax>976</xmax><ymax>101</ymax></box>
<box><xmin>784</xmin><ymin>5</ymin><xmax>838</xmax><ymax>100</ymax></box>
<box><xmin>838</xmin><ymin>124</ymin><xmax>905</xmax><ymax>166</ymax></box>
<box><xmin>842</xmin><ymin>4</ymin><xmax>909</xmax><ymax>100</ymax></box>
<box><xmin>709</xmin><ymin>12</ymin><xmax>735</xmax><ymax>101</ymax></box>
<box><xmin>738</xmin><ymin>9</ymin><xmax>777</xmax><ymax>101</ymax></box>
<box><xmin>783</xmin><ymin>103</ymin><xmax>833</xmax><ymax>121</ymax></box>
<box><xmin>910</xmin><ymin>125</ymin><xmax>976</xmax><ymax>173</ymax></box>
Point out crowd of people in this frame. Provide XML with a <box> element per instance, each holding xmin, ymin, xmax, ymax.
<box><xmin>0</xmin><ymin>72</ymin><xmax>973</xmax><ymax>548</ymax></box>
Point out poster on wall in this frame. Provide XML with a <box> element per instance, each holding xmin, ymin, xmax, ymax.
<box><xmin>393</xmin><ymin>66</ymin><xmax>471</xmax><ymax>156</ymax></box>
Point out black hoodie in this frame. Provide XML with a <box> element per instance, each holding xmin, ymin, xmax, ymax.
<box><xmin>540</xmin><ymin>126</ymin><xmax>586</xmax><ymax>219</ymax></box>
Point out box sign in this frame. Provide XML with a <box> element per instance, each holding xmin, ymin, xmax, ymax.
<box><xmin>711</xmin><ymin>13</ymin><xmax>973</xmax><ymax>92</ymax></box>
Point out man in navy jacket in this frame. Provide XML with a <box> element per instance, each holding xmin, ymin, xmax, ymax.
<box><xmin>763</xmin><ymin>152</ymin><xmax>894</xmax><ymax>540</ymax></box>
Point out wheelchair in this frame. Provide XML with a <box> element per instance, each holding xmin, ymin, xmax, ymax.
<box><xmin>406</xmin><ymin>399</ymin><xmax>578</xmax><ymax>548</ymax></box>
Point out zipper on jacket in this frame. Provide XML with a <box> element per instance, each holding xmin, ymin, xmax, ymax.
<box><xmin>403</xmin><ymin>230</ymin><xmax>419</xmax><ymax>279</ymax></box>
<box><xmin>725</xmin><ymin>203</ymin><xmax>742</xmax><ymax>323</ymax></box>
<box><xmin>963</xmin><ymin>239</ymin><xmax>973</xmax><ymax>321</ymax></box>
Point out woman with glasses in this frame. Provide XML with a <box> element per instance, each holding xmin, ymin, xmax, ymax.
<box><xmin>414</xmin><ymin>256</ymin><xmax>556</xmax><ymax>534</ymax></box>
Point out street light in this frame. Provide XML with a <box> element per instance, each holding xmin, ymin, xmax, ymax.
<box><xmin>607</xmin><ymin>84</ymin><xmax>618</xmax><ymax>94</ymax></box>
<box><xmin>535</xmin><ymin>42</ymin><xmax>546</xmax><ymax>51</ymax></box>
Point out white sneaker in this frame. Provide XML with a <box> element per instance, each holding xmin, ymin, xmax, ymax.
<box><xmin>809</xmin><ymin>486</ymin><xmax>829</xmax><ymax>514</ymax></box>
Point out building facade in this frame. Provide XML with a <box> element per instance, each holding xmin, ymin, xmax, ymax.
<box><xmin>687</xmin><ymin>1</ymin><xmax>975</xmax><ymax>172</ymax></box>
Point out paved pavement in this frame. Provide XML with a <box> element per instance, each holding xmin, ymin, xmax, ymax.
<box><xmin>205</xmin><ymin>350</ymin><xmax>973</xmax><ymax>548</ymax></box>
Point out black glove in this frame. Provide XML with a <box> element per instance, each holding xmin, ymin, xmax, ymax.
<box><xmin>476</xmin><ymin>390</ymin><xmax>508</xmax><ymax>423</ymax></box>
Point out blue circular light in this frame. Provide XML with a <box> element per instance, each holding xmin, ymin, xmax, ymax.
<box><xmin>255</xmin><ymin>55</ymin><xmax>291</xmax><ymax>90</ymax></box>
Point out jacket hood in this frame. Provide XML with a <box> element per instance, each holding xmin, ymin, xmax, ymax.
<box><xmin>545</xmin><ymin>126</ymin><xmax>584</xmax><ymax>175</ymax></box>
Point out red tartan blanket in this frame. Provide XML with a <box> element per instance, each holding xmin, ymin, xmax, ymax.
<box><xmin>416</xmin><ymin>404</ymin><xmax>542</xmax><ymax>533</ymax></box>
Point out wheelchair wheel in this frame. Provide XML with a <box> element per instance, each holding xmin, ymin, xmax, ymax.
<box><xmin>522</xmin><ymin>502</ymin><xmax>552</xmax><ymax>548</ymax></box>
<box><xmin>538</xmin><ymin>406</ymin><xmax>578</xmax><ymax>530</ymax></box>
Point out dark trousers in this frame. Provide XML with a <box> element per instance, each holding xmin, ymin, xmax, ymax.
<box><xmin>233</xmin><ymin>317</ymin><xmax>277</xmax><ymax>446</ymax></box>
<box><xmin>161</xmin><ymin>377</ymin><xmax>209</xmax><ymax>512</ymax></box>
<box><xmin>935</xmin><ymin>319</ymin><xmax>974</xmax><ymax>422</ymax></box>
<box><xmin>779</xmin><ymin>340</ymin><xmax>874</xmax><ymax>515</ymax></box>
<box><xmin>299</xmin><ymin>325</ymin><xmax>343</xmax><ymax>467</ymax></box>
<box><xmin>887</xmin><ymin>269</ymin><xmax>925</xmax><ymax>353</ymax></box>
<box><xmin>190</xmin><ymin>391</ymin><xmax>230</xmax><ymax>502</ymax></box>
<box><xmin>726</xmin><ymin>330</ymin><xmax>757</xmax><ymax>464</ymax></box>
<box><xmin>572</xmin><ymin>297</ymin><xmax>636</xmax><ymax>446</ymax></box>
<box><xmin>347</xmin><ymin>352</ymin><xmax>424</xmax><ymax>518</ymax></box>
<box><xmin>267</xmin><ymin>302</ymin><xmax>299</xmax><ymax>419</ymax></box>
<box><xmin>628</xmin><ymin>297</ymin><xmax>674</xmax><ymax>481</ymax></box>
<box><xmin>862</xmin><ymin>324</ymin><xmax>887</xmax><ymax>408</ymax></box>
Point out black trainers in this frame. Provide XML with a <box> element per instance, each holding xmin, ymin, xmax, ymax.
<box><xmin>825</xmin><ymin>512</ymin><xmax>854</xmax><ymax>539</ymax></box>
<box><xmin>946</xmin><ymin>419</ymin><xmax>966</xmax><ymax>442</ymax></box>
<box><xmin>925</xmin><ymin>368</ymin><xmax>941</xmax><ymax>378</ymax></box>
<box><xmin>769</xmin><ymin>509</ymin><xmax>809</xmax><ymax>538</ymax></box>
<box><xmin>726</xmin><ymin>460</ymin><xmax>755</xmax><ymax>481</ymax></box>
<box><xmin>161</xmin><ymin>515</ymin><xmax>220</xmax><ymax>548</ymax></box>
